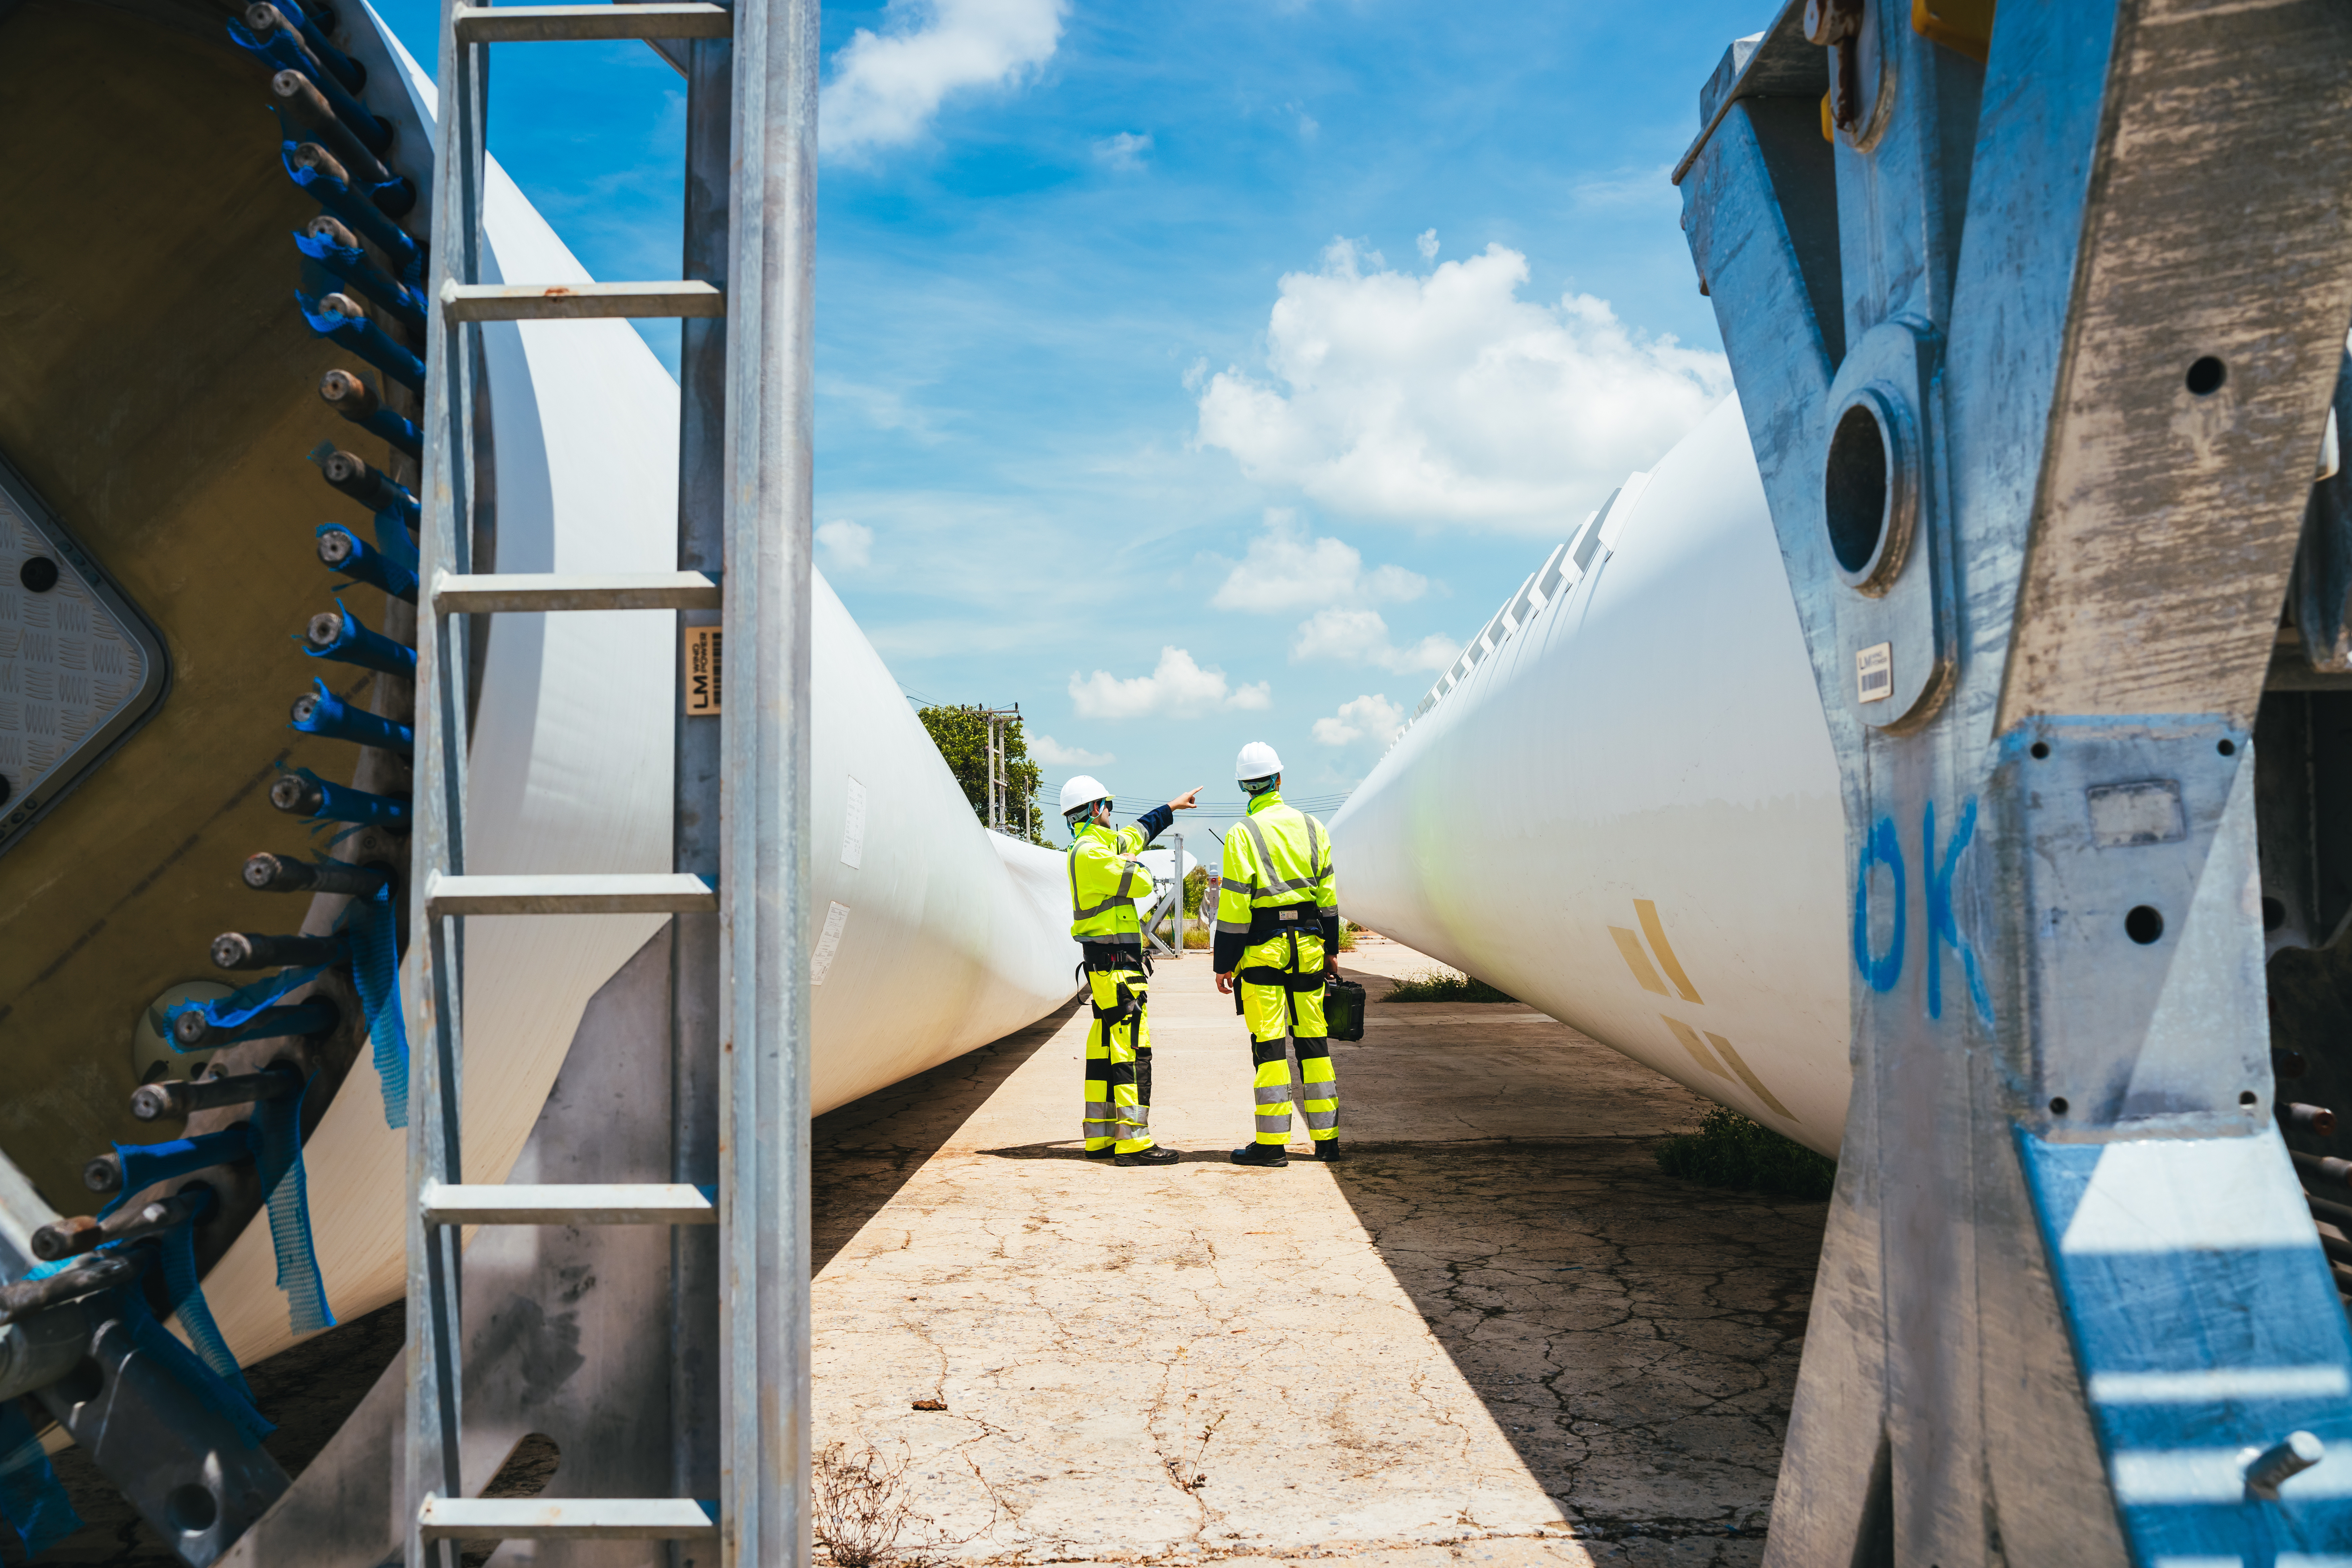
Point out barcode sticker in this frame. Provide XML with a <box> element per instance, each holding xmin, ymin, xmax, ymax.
<box><xmin>1856</xmin><ymin>642</ymin><xmax>1892</xmax><ymax>703</ymax></box>
<box><xmin>810</xmin><ymin>900</ymin><xmax>850</xmax><ymax>985</ymax></box>
<box><xmin>684</xmin><ymin>626</ymin><xmax>721</xmax><ymax>715</ymax></box>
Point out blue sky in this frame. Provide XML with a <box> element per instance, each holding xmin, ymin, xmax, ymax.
<box><xmin>368</xmin><ymin>0</ymin><xmax>1760</xmax><ymax>857</ymax></box>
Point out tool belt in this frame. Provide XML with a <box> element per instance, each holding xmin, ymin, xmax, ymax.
<box><xmin>1245</xmin><ymin>901</ymin><xmax>1330</xmax><ymax>941</ymax></box>
<box><xmin>1076</xmin><ymin>942</ymin><xmax>1148</xmax><ymax>1035</ymax></box>
<box><xmin>1231</xmin><ymin>928</ymin><xmax>1329</xmax><ymax>1022</ymax></box>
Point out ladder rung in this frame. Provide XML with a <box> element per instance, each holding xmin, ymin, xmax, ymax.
<box><xmin>432</xmin><ymin>571</ymin><xmax>720</xmax><ymax>612</ymax></box>
<box><xmin>440</xmin><ymin>281</ymin><xmax>725</xmax><ymax>322</ymax></box>
<box><xmin>418</xmin><ymin>1499</ymin><xmax>717</xmax><ymax>1541</ymax></box>
<box><xmin>450</xmin><ymin>3</ymin><xmax>732</xmax><ymax>43</ymax></box>
<box><xmin>422</xmin><ymin>1183</ymin><xmax>716</xmax><ymax>1225</ymax></box>
<box><xmin>425</xmin><ymin>873</ymin><xmax>717</xmax><ymax>916</ymax></box>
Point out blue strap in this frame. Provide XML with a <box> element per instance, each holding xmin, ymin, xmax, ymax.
<box><xmin>0</xmin><ymin>1397</ymin><xmax>82</xmax><ymax>1558</ymax></box>
<box><xmin>249</xmin><ymin>1080</ymin><xmax>335</xmax><ymax>1335</ymax></box>
<box><xmin>115</xmin><ymin>1280</ymin><xmax>272</xmax><ymax>1450</ymax></box>
<box><xmin>163</xmin><ymin>966</ymin><xmax>328</xmax><ymax>1038</ymax></box>
<box><xmin>342</xmin><ymin>888</ymin><xmax>408</xmax><ymax>1129</ymax></box>
<box><xmin>158</xmin><ymin>1220</ymin><xmax>251</xmax><ymax>1397</ymax></box>
<box><xmin>291</xmin><ymin>676</ymin><xmax>415</xmax><ymax>754</ymax></box>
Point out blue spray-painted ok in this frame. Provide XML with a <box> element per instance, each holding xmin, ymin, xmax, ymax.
<box><xmin>1852</xmin><ymin>815</ymin><xmax>1906</xmax><ymax>993</ymax></box>
<box><xmin>1924</xmin><ymin>797</ymin><xmax>1994</xmax><ymax>1025</ymax></box>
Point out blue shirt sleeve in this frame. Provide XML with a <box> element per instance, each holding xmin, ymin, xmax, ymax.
<box><xmin>1131</xmin><ymin>802</ymin><xmax>1175</xmax><ymax>845</ymax></box>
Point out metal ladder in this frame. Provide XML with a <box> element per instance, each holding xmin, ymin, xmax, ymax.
<box><xmin>405</xmin><ymin>3</ymin><xmax>814</xmax><ymax>1565</ymax></box>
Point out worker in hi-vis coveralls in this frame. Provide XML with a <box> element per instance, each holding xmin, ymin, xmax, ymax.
<box><xmin>1062</xmin><ymin>774</ymin><xmax>1201</xmax><ymax>1166</ymax></box>
<box><xmin>1213</xmin><ymin>742</ymin><xmax>1340</xmax><ymax>1166</ymax></box>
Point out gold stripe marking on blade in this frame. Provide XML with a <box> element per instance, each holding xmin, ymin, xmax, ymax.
<box><xmin>1635</xmin><ymin>898</ymin><xmax>1704</xmax><ymax>1004</ymax></box>
<box><xmin>1706</xmin><ymin>1032</ymin><xmax>1796</xmax><ymax>1121</ymax></box>
<box><xmin>1661</xmin><ymin>1015</ymin><xmax>1730</xmax><ymax>1079</ymax></box>
<box><xmin>1610</xmin><ymin>927</ymin><xmax>1669</xmax><ymax>995</ymax></box>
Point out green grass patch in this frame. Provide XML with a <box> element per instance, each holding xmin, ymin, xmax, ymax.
<box><xmin>1380</xmin><ymin>968</ymin><xmax>1517</xmax><ymax>1004</ymax></box>
<box><xmin>1653</xmin><ymin>1107</ymin><xmax>1836</xmax><ymax>1200</ymax></box>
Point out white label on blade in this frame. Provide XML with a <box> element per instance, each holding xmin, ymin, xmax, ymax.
<box><xmin>810</xmin><ymin>900</ymin><xmax>850</xmax><ymax>986</ymax></box>
<box><xmin>684</xmin><ymin>626</ymin><xmax>721</xmax><ymax>715</ymax></box>
<box><xmin>840</xmin><ymin>776</ymin><xmax>866</xmax><ymax>869</ymax></box>
<box><xmin>1856</xmin><ymin>642</ymin><xmax>1892</xmax><ymax>703</ymax></box>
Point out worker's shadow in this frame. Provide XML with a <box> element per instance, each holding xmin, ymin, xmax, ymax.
<box><xmin>812</xmin><ymin>993</ymin><xmax>1081</xmax><ymax>1273</ymax></box>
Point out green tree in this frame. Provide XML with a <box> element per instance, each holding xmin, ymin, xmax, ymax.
<box><xmin>917</xmin><ymin>705</ymin><xmax>1048</xmax><ymax>845</ymax></box>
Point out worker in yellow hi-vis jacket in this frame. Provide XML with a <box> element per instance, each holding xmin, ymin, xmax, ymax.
<box><xmin>1213</xmin><ymin>741</ymin><xmax>1340</xmax><ymax>1166</ymax></box>
<box><xmin>1063</xmin><ymin>774</ymin><xmax>1201</xmax><ymax>1166</ymax></box>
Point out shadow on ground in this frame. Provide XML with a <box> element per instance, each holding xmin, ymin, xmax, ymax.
<box><xmin>813</xmin><ymin>995</ymin><xmax>1077</xmax><ymax>1272</ymax></box>
<box><xmin>1325</xmin><ymin>1137</ymin><xmax>1827</xmax><ymax>1554</ymax></box>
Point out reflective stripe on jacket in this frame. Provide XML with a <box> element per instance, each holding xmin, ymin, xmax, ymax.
<box><xmin>1069</xmin><ymin>821</ymin><xmax>1150</xmax><ymax>943</ymax></box>
<box><xmin>1214</xmin><ymin>791</ymin><xmax>1336</xmax><ymax>937</ymax></box>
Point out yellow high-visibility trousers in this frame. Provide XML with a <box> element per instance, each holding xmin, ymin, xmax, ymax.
<box><xmin>1237</xmin><ymin>931</ymin><xmax>1334</xmax><ymax>1147</ymax></box>
<box><xmin>1083</xmin><ymin>965</ymin><xmax>1154</xmax><ymax>1154</ymax></box>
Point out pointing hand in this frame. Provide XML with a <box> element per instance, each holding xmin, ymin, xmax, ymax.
<box><xmin>1170</xmin><ymin>787</ymin><xmax>1203</xmax><ymax>811</ymax></box>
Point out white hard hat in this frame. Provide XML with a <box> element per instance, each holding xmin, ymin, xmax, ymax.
<box><xmin>1059</xmin><ymin>775</ymin><xmax>1112</xmax><ymax>816</ymax></box>
<box><xmin>1234</xmin><ymin>741</ymin><xmax>1282</xmax><ymax>782</ymax></box>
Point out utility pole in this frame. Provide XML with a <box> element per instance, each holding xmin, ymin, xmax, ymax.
<box><xmin>977</xmin><ymin>703</ymin><xmax>1020</xmax><ymax>835</ymax></box>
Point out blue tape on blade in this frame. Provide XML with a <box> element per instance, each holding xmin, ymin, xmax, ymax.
<box><xmin>300</xmin><ymin>598</ymin><xmax>415</xmax><ymax>679</ymax></box>
<box><xmin>286</xmin><ymin>767</ymin><xmax>410</xmax><ymax>833</ymax></box>
<box><xmin>292</xmin><ymin>231</ymin><xmax>426</xmax><ymax>333</ymax></box>
<box><xmin>159</xmin><ymin>1223</ymin><xmax>253</xmax><ymax>1397</ymax></box>
<box><xmin>292</xmin><ymin>676</ymin><xmax>414</xmax><ymax>754</ymax></box>
<box><xmin>99</xmin><ymin>1127</ymin><xmax>260</xmax><ymax>1220</ymax></box>
<box><xmin>295</xmin><ymin>290</ymin><xmax>425</xmax><ymax>393</ymax></box>
<box><xmin>374</xmin><ymin>510</ymin><xmax>419</xmax><ymax>568</ymax></box>
<box><xmin>116</xmin><ymin>1282</ymin><xmax>272</xmax><ymax>1450</ymax></box>
<box><xmin>280</xmin><ymin>141</ymin><xmax>420</xmax><ymax>278</ymax></box>
<box><xmin>163</xmin><ymin>965</ymin><xmax>328</xmax><ymax>1038</ymax></box>
<box><xmin>0</xmin><ymin>1396</ymin><xmax>83</xmax><ymax>1558</ymax></box>
<box><xmin>251</xmin><ymin>1080</ymin><xmax>335</xmax><ymax>1335</ymax></box>
<box><xmin>345</xmin><ymin>887</ymin><xmax>408</xmax><ymax>1129</ymax></box>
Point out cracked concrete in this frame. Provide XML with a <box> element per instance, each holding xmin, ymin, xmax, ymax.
<box><xmin>813</xmin><ymin>937</ymin><xmax>1829</xmax><ymax>1567</ymax></box>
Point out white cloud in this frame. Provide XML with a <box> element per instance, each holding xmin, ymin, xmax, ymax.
<box><xmin>1312</xmin><ymin>693</ymin><xmax>1405</xmax><ymax>748</ymax></box>
<box><xmin>1416</xmin><ymin>228</ymin><xmax>1439</xmax><ymax>262</ymax></box>
<box><xmin>1196</xmin><ymin>239</ymin><xmax>1730</xmax><ymax>532</ymax></box>
<box><xmin>1290</xmin><ymin>607</ymin><xmax>1457</xmax><ymax>673</ymax></box>
<box><xmin>821</xmin><ymin>0</ymin><xmax>1066</xmax><ymax>156</ymax></box>
<box><xmin>816</xmin><ymin>519</ymin><xmax>874</xmax><ymax>569</ymax></box>
<box><xmin>1209</xmin><ymin>510</ymin><xmax>1427</xmax><ymax>614</ymax></box>
<box><xmin>1069</xmin><ymin>646</ymin><xmax>1272</xmax><ymax>720</ymax></box>
<box><xmin>1093</xmin><ymin>131</ymin><xmax>1152</xmax><ymax>172</ymax></box>
<box><xmin>1031</xmin><ymin>733</ymin><xmax>1114</xmax><ymax>766</ymax></box>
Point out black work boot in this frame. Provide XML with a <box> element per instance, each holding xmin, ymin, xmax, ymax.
<box><xmin>1084</xmin><ymin>1146</ymin><xmax>1118</xmax><ymax>1160</ymax></box>
<box><xmin>1117</xmin><ymin>1145</ymin><xmax>1179</xmax><ymax>1167</ymax></box>
<box><xmin>1230</xmin><ymin>1143</ymin><xmax>1288</xmax><ymax>1167</ymax></box>
<box><xmin>1313</xmin><ymin>1138</ymin><xmax>1342</xmax><ymax>1162</ymax></box>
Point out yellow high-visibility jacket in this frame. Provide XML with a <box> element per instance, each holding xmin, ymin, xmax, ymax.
<box><xmin>1212</xmin><ymin>790</ymin><xmax>1336</xmax><ymax>972</ymax></box>
<box><xmin>1068</xmin><ymin>820</ymin><xmax>1154</xmax><ymax>946</ymax></box>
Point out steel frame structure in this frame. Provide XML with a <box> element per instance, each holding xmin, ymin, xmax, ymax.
<box><xmin>407</xmin><ymin>4</ymin><xmax>815</xmax><ymax>1567</ymax></box>
<box><xmin>1678</xmin><ymin>2</ymin><xmax>2352</xmax><ymax>1560</ymax></box>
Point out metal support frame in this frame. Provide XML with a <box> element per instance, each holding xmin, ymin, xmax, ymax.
<box><xmin>405</xmin><ymin>2</ymin><xmax>814</xmax><ymax>1565</ymax></box>
<box><xmin>1678</xmin><ymin>3</ymin><xmax>2352</xmax><ymax>1560</ymax></box>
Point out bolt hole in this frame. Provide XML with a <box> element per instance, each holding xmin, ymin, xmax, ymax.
<box><xmin>2186</xmin><ymin>356</ymin><xmax>2227</xmax><ymax>396</ymax></box>
<box><xmin>2029</xmin><ymin>740</ymin><xmax>2050</xmax><ymax>760</ymax></box>
<box><xmin>2240</xmin><ymin>1090</ymin><xmax>2259</xmax><ymax>1107</ymax></box>
<box><xmin>164</xmin><ymin>1483</ymin><xmax>217</xmax><ymax>1535</ymax></box>
<box><xmin>2263</xmin><ymin>896</ymin><xmax>2287</xmax><ymax>932</ymax></box>
<box><xmin>17</xmin><ymin>557</ymin><xmax>57</xmax><ymax>593</ymax></box>
<box><xmin>1825</xmin><ymin>402</ymin><xmax>1892</xmax><ymax>577</ymax></box>
<box><xmin>2125</xmin><ymin>905</ymin><xmax>2165</xmax><ymax>944</ymax></box>
<box><xmin>2218</xmin><ymin>738</ymin><xmax>2236</xmax><ymax>756</ymax></box>
<box><xmin>2049</xmin><ymin>1097</ymin><xmax>2069</xmax><ymax>1116</ymax></box>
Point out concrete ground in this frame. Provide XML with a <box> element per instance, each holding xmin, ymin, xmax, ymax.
<box><xmin>811</xmin><ymin>936</ymin><xmax>1830</xmax><ymax>1567</ymax></box>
